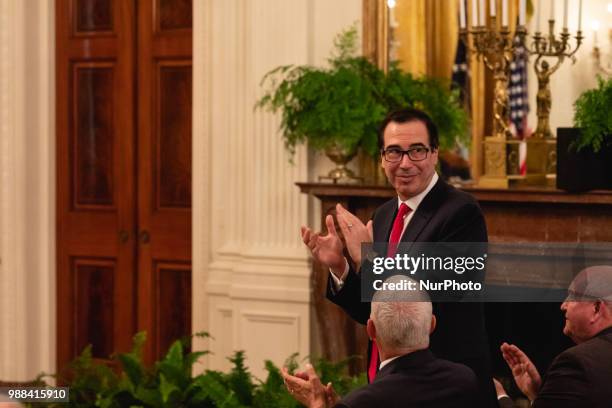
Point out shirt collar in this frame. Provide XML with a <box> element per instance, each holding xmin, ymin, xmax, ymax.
<box><xmin>379</xmin><ymin>355</ymin><xmax>400</xmax><ymax>370</ymax></box>
<box><xmin>397</xmin><ymin>172</ymin><xmax>439</xmax><ymax>212</ymax></box>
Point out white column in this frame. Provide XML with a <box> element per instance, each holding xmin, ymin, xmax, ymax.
<box><xmin>193</xmin><ymin>0</ymin><xmax>360</xmax><ymax>378</ymax></box>
<box><xmin>0</xmin><ymin>0</ymin><xmax>55</xmax><ymax>381</ymax></box>
<box><xmin>192</xmin><ymin>0</ymin><xmax>214</xmax><ymax>369</ymax></box>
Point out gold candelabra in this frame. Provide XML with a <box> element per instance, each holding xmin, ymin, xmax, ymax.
<box><xmin>525</xmin><ymin>20</ymin><xmax>583</xmax><ymax>179</ymax></box>
<box><xmin>461</xmin><ymin>21</ymin><xmax>528</xmax><ymax>188</ymax></box>
<box><xmin>529</xmin><ymin>21</ymin><xmax>583</xmax><ymax>139</ymax></box>
<box><xmin>593</xmin><ymin>28</ymin><xmax>612</xmax><ymax>76</ymax></box>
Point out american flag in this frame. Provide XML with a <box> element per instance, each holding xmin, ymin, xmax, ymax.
<box><xmin>508</xmin><ymin>28</ymin><xmax>529</xmax><ymax>175</ymax></box>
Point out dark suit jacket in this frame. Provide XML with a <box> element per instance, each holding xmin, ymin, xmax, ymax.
<box><xmin>335</xmin><ymin>349</ymin><xmax>480</xmax><ymax>408</ymax></box>
<box><xmin>327</xmin><ymin>177</ymin><xmax>496</xmax><ymax>407</ymax></box>
<box><xmin>499</xmin><ymin>327</ymin><xmax>612</xmax><ymax>408</ymax></box>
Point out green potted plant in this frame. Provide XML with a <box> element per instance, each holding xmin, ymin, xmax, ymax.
<box><xmin>383</xmin><ymin>62</ymin><xmax>469</xmax><ymax>152</ymax></box>
<box><xmin>256</xmin><ymin>25</ymin><xmax>469</xmax><ymax>183</ymax></box>
<box><xmin>557</xmin><ymin>76</ymin><xmax>612</xmax><ymax>192</ymax></box>
<box><xmin>36</xmin><ymin>332</ymin><xmax>366</xmax><ymax>407</ymax></box>
<box><xmin>256</xmin><ymin>25</ymin><xmax>386</xmax><ymax>182</ymax></box>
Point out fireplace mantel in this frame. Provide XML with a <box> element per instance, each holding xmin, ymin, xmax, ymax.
<box><xmin>298</xmin><ymin>182</ymin><xmax>612</xmax><ymax>374</ymax></box>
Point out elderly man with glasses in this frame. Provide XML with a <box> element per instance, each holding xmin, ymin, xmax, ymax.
<box><xmin>497</xmin><ymin>265</ymin><xmax>612</xmax><ymax>408</ymax></box>
<box><xmin>301</xmin><ymin>108</ymin><xmax>496</xmax><ymax>407</ymax></box>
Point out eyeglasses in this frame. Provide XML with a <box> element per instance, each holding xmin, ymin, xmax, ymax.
<box><xmin>382</xmin><ymin>146</ymin><xmax>432</xmax><ymax>162</ymax></box>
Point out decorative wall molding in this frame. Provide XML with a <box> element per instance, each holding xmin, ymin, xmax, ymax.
<box><xmin>0</xmin><ymin>0</ymin><xmax>55</xmax><ymax>380</ymax></box>
<box><xmin>191</xmin><ymin>0</ymin><xmax>362</xmax><ymax>379</ymax></box>
<box><xmin>192</xmin><ymin>0</ymin><xmax>214</xmax><ymax>366</ymax></box>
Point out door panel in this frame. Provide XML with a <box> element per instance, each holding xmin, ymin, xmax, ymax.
<box><xmin>154</xmin><ymin>262</ymin><xmax>192</xmax><ymax>356</ymax></box>
<box><xmin>137</xmin><ymin>0</ymin><xmax>192</xmax><ymax>362</ymax></box>
<box><xmin>57</xmin><ymin>0</ymin><xmax>136</xmax><ymax>369</ymax></box>
<box><xmin>73</xmin><ymin>258</ymin><xmax>116</xmax><ymax>358</ymax></box>
<box><xmin>57</xmin><ymin>0</ymin><xmax>192</xmax><ymax>371</ymax></box>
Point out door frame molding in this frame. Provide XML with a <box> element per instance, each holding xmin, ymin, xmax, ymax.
<box><xmin>191</xmin><ymin>0</ymin><xmax>212</xmax><ymax>366</ymax></box>
<box><xmin>0</xmin><ymin>0</ymin><xmax>56</xmax><ymax>380</ymax></box>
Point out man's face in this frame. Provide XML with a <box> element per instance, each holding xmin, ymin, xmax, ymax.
<box><xmin>560</xmin><ymin>294</ymin><xmax>596</xmax><ymax>344</ymax></box>
<box><xmin>381</xmin><ymin>120</ymin><xmax>438</xmax><ymax>200</ymax></box>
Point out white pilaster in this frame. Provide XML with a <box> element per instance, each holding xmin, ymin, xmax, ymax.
<box><xmin>193</xmin><ymin>0</ymin><xmax>361</xmax><ymax>378</ymax></box>
<box><xmin>0</xmin><ymin>0</ymin><xmax>55</xmax><ymax>381</ymax></box>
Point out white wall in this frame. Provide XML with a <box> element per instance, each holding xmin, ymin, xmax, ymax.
<box><xmin>193</xmin><ymin>0</ymin><xmax>360</xmax><ymax>379</ymax></box>
<box><xmin>526</xmin><ymin>0</ymin><xmax>609</xmax><ymax>132</ymax></box>
<box><xmin>0</xmin><ymin>0</ymin><xmax>55</xmax><ymax>381</ymax></box>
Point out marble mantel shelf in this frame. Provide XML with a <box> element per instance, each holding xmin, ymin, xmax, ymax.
<box><xmin>297</xmin><ymin>182</ymin><xmax>612</xmax><ymax>206</ymax></box>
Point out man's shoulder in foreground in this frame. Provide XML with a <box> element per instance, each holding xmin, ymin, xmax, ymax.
<box><xmin>534</xmin><ymin>328</ymin><xmax>612</xmax><ymax>408</ymax></box>
<box><xmin>336</xmin><ymin>350</ymin><xmax>479</xmax><ymax>408</ymax></box>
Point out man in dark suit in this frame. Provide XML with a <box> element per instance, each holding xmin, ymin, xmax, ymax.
<box><xmin>301</xmin><ymin>108</ymin><xmax>496</xmax><ymax>406</ymax></box>
<box><xmin>496</xmin><ymin>265</ymin><xmax>612</xmax><ymax>408</ymax></box>
<box><xmin>282</xmin><ymin>276</ymin><xmax>480</xmax><ymax>408</ymax></box>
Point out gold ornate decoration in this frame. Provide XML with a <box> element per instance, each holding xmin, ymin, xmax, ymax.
<box><xmin>529</xmin><ymin>22</ymin><xmax>583</xmax><ymax>139</ymax></box>
<box><xmin>525</xmin><ymin>20</ymin><xmax>583</xmax><ymax>182</ymax></box>
<box><xmin>461</xmin><ymin>19</ymin><xmax>528</xmax><ymax>188</ymax></box>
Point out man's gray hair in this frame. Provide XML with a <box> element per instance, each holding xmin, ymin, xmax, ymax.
<box><xmin>371</xmin><ymin>275</ymin><xmax>432</xmax><ymax>351</ymax></box>
<box><xmin>569</xmin><ymin>265</ymin><xmax>612</xmax><ymax>302</ymax></box>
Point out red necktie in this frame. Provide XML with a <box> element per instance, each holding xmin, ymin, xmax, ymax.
<box><xmin>368</xmin><ymin>203</ymin><xmax>411</xmax><ymax>383</ymax></box>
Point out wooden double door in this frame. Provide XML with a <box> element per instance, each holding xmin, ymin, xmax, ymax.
<box><xmin>56</xmin><ymin>0</ymin><xmax>192</xmax><ymax>370</ymax></box>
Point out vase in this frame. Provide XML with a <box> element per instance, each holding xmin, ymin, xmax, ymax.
<box><xmin>319</xmin><ymin>143</ymin><xmax>363</xmax><ymax>184</ymax></box>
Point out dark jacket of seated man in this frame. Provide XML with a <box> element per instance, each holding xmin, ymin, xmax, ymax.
<box><xmin>497</xmin><ymin>266</ymin><xmax>612</xmax><ymax>408</ymax></box>
<box><xmin>282</xmin><ymin>276</ymin><xmax>480</xmax><ymax>408</ymax></box>
<box><xmin>337</xmin><ymin>348</ymin><xmax>479</xmax><ymax>408</ymax></box>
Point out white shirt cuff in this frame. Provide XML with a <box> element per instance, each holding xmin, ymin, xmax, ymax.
<box><xmin>497</xmin><ymin>394</ymin><xmax>510</xmax><ymax>400</ymax></box>
<box><xmin>329</xmin><ymin>259</ymin><xmax>349</xmax><ymax>290</ymax></box>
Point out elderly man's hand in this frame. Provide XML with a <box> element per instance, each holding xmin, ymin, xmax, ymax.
<box><xmin>281</xmin><ymin>364</ymin><xmax>330</xmax><ymax>408</ymax></box>
<box><xmin>334</xmin><ymin>203</ymin><xmax>373</xmax><ymax>267</ymax></box>
<box><xmin>501</xmin><ymin>342</ymin><xmax>542</xmax><ymax>401</ymax></box>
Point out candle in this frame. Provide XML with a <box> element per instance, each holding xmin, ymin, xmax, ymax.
<box><xmin>459</xmin><ymin>0</ymin><xmax>467</xmax><ymax>28</ymax></box>
<box><xmin>550</xmin><ymin>0</ymin><xmax>555</xmax><ymax>21</ymax></box>
<box><xmin>479</xmin><ymin>0</ymin><xmax>485</xmax><ymax>25</ymax></box>
<box><xmin>490</xmin><ymin>0</ymin><xmax>496</xmax><ymax>17</ymax></box>
<box><xmin>563</xmin><ymin>0</ymin><xmax>568</xmax><ymax>29</ymax></box>
<box><xmin>536</xmin><ymin>0</ymin><xmax>541</xmax><ymax>31</ymax></box>
<box><xmin>578</xmin><ymin>0</ymin><xmax>583</xmax><ymax>31</ymax></box>
<box><xmin>472</xmin><ymin>0</ymin><xmax>479</xmax><ymax>26</ymax></box>
<box><xmin>502</xmin><ymin>0</ymin><xmax>509</xmax><ymax>26</ymax></box>
<box><xmin>592</xmin><ymin>20</ymin><xmax>601</xmax><ymax>45</ymax></box>
<box><xmin>519</xmin><ymin>0</ymin><xmax>526</xmax><ymax>26</ymax></box>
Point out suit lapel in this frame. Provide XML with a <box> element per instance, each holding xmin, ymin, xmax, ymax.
<box><xmin>374</xmin><ymin>199</ymin><xmax>398</xmax><ymax>243</ymax></box>
<box><xmin>400</xmin><ymin>178</ymin><xmax>446</xmax><ymax>246</ymax></box>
